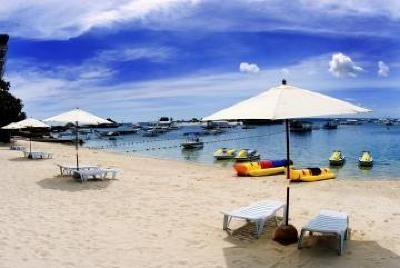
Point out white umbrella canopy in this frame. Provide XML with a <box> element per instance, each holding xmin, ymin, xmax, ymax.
<box><xmin>44</xmin><ymin>108</ymin><xmax>110</xmax><ymax>126</ymax></box>
<box><xmin>204</xmin><ymin>81</ymin><xmax>370</xmax><ymax>121</ymax></box>
<box><xmin>10</xmin><ymin>118</ymin><xmax>50</xmax><ymax>129</ymax></box>
<box><xmin>1</xmin><ymin>122</ymin><xmax>20</xmax><ymax>130</ymax></box>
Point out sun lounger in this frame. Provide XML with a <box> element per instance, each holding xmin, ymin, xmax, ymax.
<box><xmin>72</xmin><ymin>168</ymin><xmax>119</xmax><ymax>183</ymax></box>
<box><xmin>57</xmin><ymin>164</ymin><xmax>99</xmax><ymax>176</ymax></box>
<box><xmin>23</xmin><ymin>151</ymin><xmax>53</xmax><ymax>159</ymax></box>
<box><xmin>10</xmin><ymin>145</ymin><xmax>25</xmax><ymax>151</ymax></box>
<box><xmin>298</xmin><ymin>209</ymin><xmax>349</xmax><ymax>255</ymax></box>
<box><xmin>222</xmin><ymin>200</ymin><xmax>286</xmax><ymax>238</ymax></box>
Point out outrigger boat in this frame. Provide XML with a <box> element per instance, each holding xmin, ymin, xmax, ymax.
<box><xmin>359</xmin><ymin>151</ymin><xmax>373</xmax><ymax>167</ymax></box>
<box><xmin>234</xmin><ymin>149</ymin><xmax>260</xmax><ymax>162</ymax></box>
<box><xmin>329</xmin><ymin>150</ymin><xmax>345</xmax><ymax>166</ymax></box>
<box><xmin>181</xmin><ymin>132</ymin><xmax>204</xmax><ymax>149</ymax></box>
<box><xmin>213</xmin><ymin>148</ymin><xmax>236</xmax><ymax>160</ymax></box>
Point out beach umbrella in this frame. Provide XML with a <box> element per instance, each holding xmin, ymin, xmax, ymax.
<box><xmin>44</xmin><ymin>108</ymin><xmax>110</xmax><ymax>169</ymax></box>
<box><xmin>204</xmin><ymin>79</ymin><xmax>370</xmax><ymax>243</ymax></box>
<box><xmin>2</xmin><ymin>118</ymin><xmax>50</xmax><ymax>154</ymax></box>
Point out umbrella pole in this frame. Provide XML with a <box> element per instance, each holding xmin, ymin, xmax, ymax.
<box><xmin>76</xmin><ymin>121</ymin><xmax>79</xmax><ymax>170</ymax></box>
<box><xmin>285</xmin><ymin>119</ymin><xmax>290</xmax><ymax>225</ymax></box>
<box><xmin>30</xmin><ymin>130</ymin><xmax>32</xmax><ymax>155</ymax></box>
<box><xmin>272</xmin><ymin>119</ymin><xmax>298</xmax><ymax>245</ymax></box>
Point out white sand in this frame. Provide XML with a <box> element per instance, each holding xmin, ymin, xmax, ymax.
<box><xmin>0</xmin><ymin>140</ymin><xmax>399</xmax><ymax>267</ymax></box>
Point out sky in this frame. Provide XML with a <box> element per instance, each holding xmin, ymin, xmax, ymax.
<box><xmin>0</xmin><ymin>0</ymin><xmax>399</xmax><ymax>122</ymax></box>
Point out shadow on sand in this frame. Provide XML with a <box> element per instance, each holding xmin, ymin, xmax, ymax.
<box><xmin>8</xmin><ymin>157</ymin><xmax>52</xmax><ymax>162</ymax></box>
<box><xmin>37</xmin><ymin>175</ymin><xmax>114</xmax><ymax>192</ymax></box>
<box><xmin>223</xmin><ymin>221</ymin><xmax>400</xmax><ymax>268</ymax></box>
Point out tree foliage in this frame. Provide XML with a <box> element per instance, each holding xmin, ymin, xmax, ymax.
<box><xmin>0</xmin><ymin>79</ymin><xmax>26</xmax><ymax>142</ymax></box>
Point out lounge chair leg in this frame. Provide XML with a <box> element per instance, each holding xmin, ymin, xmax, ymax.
<box><xmin>255</xmin><ymin>219</ymin><xmax>266</xmax><ymax>238</ymax></box>
<box><xmin>223</xmin><ymin>215</ymin><xmax>230</xmax><ymax>230</ymax></box>
<box><xmin>338</xmin><ymin>234</ymin><xmax>343</xmax><ymax>256</ymax></box>
<box><xmin>298</xmin><ymin>229</ymin><xmax>305</xmax><ymax>249</ymax></box>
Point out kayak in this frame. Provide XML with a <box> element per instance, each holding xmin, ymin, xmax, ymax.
<box><xmin>288</xmin><ymin>168</ymin><xmax>336</xmax><ymax>182</ymax></box>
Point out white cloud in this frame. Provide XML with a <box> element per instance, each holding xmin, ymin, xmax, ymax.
<box><xmin>329</xmin><ymin>52</ymin><xmax>363</xmax><ymax>78</ymax></box>
<box><xmin>7</xmin><ymin>52</ymin><xmax>399</xmax><ymax>121</ymax></box>
<box><xmin>378</xmin><ymin>61</ymin><xmax>389</xmax><ymax>77</ymax></box>
<box><xmin>96</xmin><ymin>47</ymin><xmax>173</xmax><ymax>63</ymax></box>
<box><xmin>1</xmin><ymin>0</ymin><xmax>400</xmax><ymax>39</ymax></box>
<box><xmin>0</xmin><ymin>0</ymin><xmax>200</xmax><ymax>39</ymax></box>
<box><xmin>239</xmin><ymin>62</ymin><xmax>260</xmax><ymax>73</ymax></box>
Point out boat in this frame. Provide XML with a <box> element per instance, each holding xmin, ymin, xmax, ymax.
<box><xmin>181</xmin><ymin>132</ymin><xmax>204</xmax><ymax>149</ymax></box>
<box><xmin>329</xmin><ymin>150</ymin><xmax>345</xmax><ymax>166</ymax></box>
<box><xmin>234</xmin><ymin>149</ymin><xmax>260</xmax><ymax>162</ymax></box>
<box><xmin>323</xmin><ymin>120</ymin><xmax>338</xmax><ymax>129</ymax></box>
<box><xmin>359</xmin><ymin>151</ymin><xmax>373</xmax><ymax>167</ymax></box>
<box><xmin>142</xmin><ymin>128</ymin><xmax>160</xmax><ymax>137</ymax></box>
<box><xmin>288</xmin><ymin>168</ymin><xmax>336</xmax><ymax>182</ymax></box>
<box><xmin>241</xmin><ymin>124</ymin><xmax>255</xmax><ymax>129</ymax></box>
<box><xmin>213</xmin><ymin>148</ymin><xmax>236</xmax><ymax>160</ymax></box>
<box><xmin>234</xmin><ymin>159</ymin><xmax>291</xmax><ymax>177</ymax></box>
<box><xmin>290</xmin><ymin>120</ymin><xmax>312</xmax><ymax>132</ymax></box>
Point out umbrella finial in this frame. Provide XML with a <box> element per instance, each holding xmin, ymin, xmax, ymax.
<box><xmin>282</xmin><ymin>79</ymin><xmax>287</xmax><ymax>85</ymax></box>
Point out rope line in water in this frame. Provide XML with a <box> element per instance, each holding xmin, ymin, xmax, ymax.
<box><xmin>87</xmin><ymin>130</ymin><xmax>285</xmax><ymax>153</ymax></box>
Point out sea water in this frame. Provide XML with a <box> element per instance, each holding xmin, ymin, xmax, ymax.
<box><xmin>84</xmin><ymin>123</ymin><xmax>400</xmax><ymax>180</ymax></box>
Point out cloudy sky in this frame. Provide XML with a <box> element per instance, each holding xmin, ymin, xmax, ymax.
<box><xmin>1</xmin><ymin>0</ymin><xmax>399</xmax><ymax>121</ymax></box>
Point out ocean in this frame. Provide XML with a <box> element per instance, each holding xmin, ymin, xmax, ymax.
<box><xmin>84</xmin><ymin>122</ymin><xmax>400</xmax><ymax>180</ymax></box>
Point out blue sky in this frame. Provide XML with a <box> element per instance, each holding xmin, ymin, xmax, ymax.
<box><xmin>1</xmin><ymin>0</ymin><xmax>399</xmax><ymax>121</ymax></box>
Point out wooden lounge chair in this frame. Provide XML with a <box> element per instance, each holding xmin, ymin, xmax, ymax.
<box><xmin>222</xmin><ymin>200</ymin><xmax>286</xmax><ymax>238</ymax></box>
<box><xmin>73</xmin><ymin>168</ymin><xmax>119</xmax><ymax>183</ymax></box>
<box><xmin>298</xmin><ymin>210</ymin><xmax>349</xmax><ymax>255</ymax></box>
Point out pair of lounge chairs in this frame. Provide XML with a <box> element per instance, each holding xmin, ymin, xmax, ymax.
<box><xmin>10</xmin><ymin>145</ymin><xmax>25</xmax><ymax>151</ymax></box>
<box><xmin>223</xmin><ymin>201</ymin><xmax>349</xmax><ymax>255</ymax></box>
<box><xmin>23</xmin><ymin>151</ymin><xmax>53</xmax><ymax>159</ymax></box>
<box><xmin>57</xmin><ymin>164</ymin><xmax>119</xmax><ymax>183</ymax></box>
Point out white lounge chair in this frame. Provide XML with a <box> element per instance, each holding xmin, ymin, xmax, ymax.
<box><xmin>57</xmin><ymin>164</ymin><xmax>99</xmax><ymax>176</ymax></box>
<box><xmin>298</xmin><ymin>210</ymin><xmax>349</xmax><ymax>255</ymax></box>
<box><xmin>10</xmin><ymin>145</ymin><xmax>25</xmax><ymax>151</ymax></box>
<box><xmin>73</xmin><ymin>168</ymin><xmax>119</xmax><ymax>183</ymax></box>
<box><xmin>222</xmin><ymin>200</ymin><xmax>286</xmax><ymax>238</ymax></box>
<box><xmin>23</xmin><ymin>151</ymin><xmax>53</xmax><ymax>159</ymax></box>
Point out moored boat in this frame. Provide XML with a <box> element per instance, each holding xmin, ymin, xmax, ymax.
<box><xmin>329</xmin><ymin>150</ymin><xmax>345</xmax><ymax>166</ymax></box>
<box><xmin>234</xmin><ymin>149</ymin><xmax>260</xmax><ymax>162</ymax></box>
<box><xmin>359</xmin><ymin>151</ymin><xmax>373</xmax><ymax>167</ymax></box>
<box><xmin>323</xmin><ymin>120</ymin><xmax>339</xmax><ymax>129</ymax></box>
<box><xmin>290</xmin><ymin>120</ymin><xmax>312</xmax><ymax>132</ymax></box>
<box><xmin>213</xmin><ymin>148</ymin><xmax>236</xmax><ymax>160</ymax></box>
<box><xmin>181</xmin><ymin>132</ymin><xmax>204</xmax><ymax>149</ymax></box>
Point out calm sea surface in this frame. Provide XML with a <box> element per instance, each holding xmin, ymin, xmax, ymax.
<box><xmin>84</xmin><ymin>123</ymin><xmax>400</xmax><ymax>180</ymax></box>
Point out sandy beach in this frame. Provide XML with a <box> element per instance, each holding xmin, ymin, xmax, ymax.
<box><xmin>0</xmin><ymin>140</ymin><xmax>399</xmax><ymax>268</ymax></box>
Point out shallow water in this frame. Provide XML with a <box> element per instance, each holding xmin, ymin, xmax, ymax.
<box><xmin>84</xmin><ymin>123</ymin><xmax>400</xmax><ymax>180</ymax></box>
